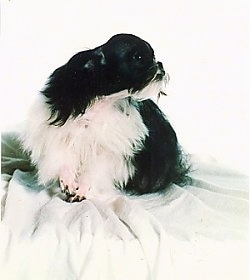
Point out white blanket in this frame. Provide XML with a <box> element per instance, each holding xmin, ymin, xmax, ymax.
<box><xmin>0</xmin><ymin>132</ymin><xmax>248</xmax><ymax>280</ymax></box>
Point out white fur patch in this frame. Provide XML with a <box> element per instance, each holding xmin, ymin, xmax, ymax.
<box><xmin>21</xmin><ymin>93</ymin><xmax>145</xmax><ymax>198</ymax></box>
<box><xmin>20</xmin><ymin>80</ymin><xmax>164</xmax><ymax>199</ymax></box>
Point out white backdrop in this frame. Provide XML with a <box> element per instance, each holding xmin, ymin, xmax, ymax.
<box><xmin>1</xmin><ymin>0</ymin><xmax>249</xmax><ymax>173</ymax></box>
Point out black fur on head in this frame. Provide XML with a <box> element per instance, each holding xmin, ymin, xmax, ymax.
<box><xmin>42</xmin><ymin>34</ymin><xmax>165</xmax><ymax>125</ymax></box>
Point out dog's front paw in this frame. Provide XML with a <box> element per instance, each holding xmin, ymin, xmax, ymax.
<box><xmin>59</xmin><ymin>177</ymin><xmax>78</xmax><ymax>195</ymax></box>
<box><xmin>58</xmin><ymin>168</ymin><xmax>80</xmax><ymax>201</ymax></box>
<box><xmin>60</xmin><ymin>179</ymin><xmax>87</xmax><ymax>202</ymax></box>
<box><xmin>60</xmin><ymin>181</ymin><xmax>92</xmax><ymax>203</ymax></box>
<box><xmin>59</xmin><ymin>168</ymin><xmax>92</xmax><ymax>202</ymax></box>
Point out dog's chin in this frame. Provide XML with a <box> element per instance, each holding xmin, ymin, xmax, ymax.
<box><xmin>131</xmin><ymin>80</ymin><xmax>164</xmax><ymax>101</ymax></box>
<box><xmin>95</xmin><ymin>78</ymin><xmax>167</xmax><ymax>106</ymax></box>
<box><xmin>97</xmin><ymin>72</ymin><xmax>169</xmax><ymax>107</ymax></box>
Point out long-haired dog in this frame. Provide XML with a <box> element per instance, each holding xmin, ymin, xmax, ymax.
<box><xmin>21</xmin><ymin>34</ymin><xmax>189</xmax><ymax>202</ymax></box>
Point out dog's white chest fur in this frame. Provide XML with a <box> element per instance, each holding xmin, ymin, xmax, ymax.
<box><xmin>21</xmin><ymin>94</ymin><xmax>148</xmax><ymax>198</ymax></box>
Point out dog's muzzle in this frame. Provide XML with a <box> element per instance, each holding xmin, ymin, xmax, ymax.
<box><xmin>157</xmin><ymin>62</ymin><xmax>165</xmax><ymax>76</ymax></box>
<box><xmin>154</xmin><ymin>61</ymin><xmax>170</xmax><ymax>84</ymax></box>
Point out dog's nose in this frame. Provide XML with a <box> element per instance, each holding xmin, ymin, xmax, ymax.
<box><xmin>157</xmin><ymin>61</ymin><xmax>165</xmax><ymax>76</ymax></box>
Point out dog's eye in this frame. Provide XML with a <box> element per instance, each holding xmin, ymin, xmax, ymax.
<box><xmin>132</xmin><ymin>53</ymin><xmax>143</xmax><ymax>61</ymax></box>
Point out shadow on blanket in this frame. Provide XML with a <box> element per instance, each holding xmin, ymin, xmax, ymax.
<box><xmin>1</xmin><ymin>132</ymin><xmax>34</xmax><ymax>176</ymax></box>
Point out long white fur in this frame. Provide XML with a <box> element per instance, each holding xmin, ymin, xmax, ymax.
<box><xmin>21</xmin><ymin>79</ymin><xmax>165</xmax><ymax>199</ymax></box>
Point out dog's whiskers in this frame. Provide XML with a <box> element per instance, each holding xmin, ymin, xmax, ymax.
<box><xmin>165</xmin><ymin>73</ymin><xmax>170</xmax><ymax>84</ymax></box>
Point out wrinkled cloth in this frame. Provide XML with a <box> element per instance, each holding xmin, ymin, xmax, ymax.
<box><xmin>0</xmin><ymin>132</ymin><xmax>248</xmax><ymax>280</ymax></box>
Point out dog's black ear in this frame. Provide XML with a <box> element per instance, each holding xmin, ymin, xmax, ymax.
<box><xmin>68</xmin><ymin>49</ymin><xmax>106</xmax><ymax>72</ymax></box>
<box><xmin>82</xmin><ymin>49</ymin><xmax>106</xmax><ymax>70</ymax></box>
<box><xmin>41</xmin><ymin>65</ymin><xmax>73</xmax><ymax>126</ymax></box>
<box><xmin>41</xmin><ymin>49</ymin><xmax>108</xmax><ymax>126</ymax></box>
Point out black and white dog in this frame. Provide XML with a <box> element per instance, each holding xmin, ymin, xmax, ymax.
<box><xmin>21</xmin><ymin>34</ymin><xmax>189</xmax><ymax>202</ymax></box>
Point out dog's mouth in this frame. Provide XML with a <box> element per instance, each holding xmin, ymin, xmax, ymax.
<box><xmin>154</xmin><ymin>69</ymin><xmax>170</xmax><ymax>98</ymax></box>
<box><xmin>129</xmin><ymin>61</ymin><xmax>170</xmax><ymax>101</ymax></box>
<box><xmin>153</xmin><ymin>61</ymin><xmax>165</xmax><ymax>80</ymax></box>
<box><xmin>153</xmin><ymin>63</ymin><xmax>170</xmax><ymax>86</ymax></box>
<box><xmin>130</xmin><ymin>61</ymin><xmax>169</xmax><ymax>91</ymax></box>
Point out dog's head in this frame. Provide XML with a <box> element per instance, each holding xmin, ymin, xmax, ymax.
<box><xmin>42</xmin><ymin>34</ymin><xmax>167</xmax><ymax>125</ymax></box>
<box><xmin>98</xmin><ymin>34</ymin><xmax>166</xmax><ymax>93</ymax></box>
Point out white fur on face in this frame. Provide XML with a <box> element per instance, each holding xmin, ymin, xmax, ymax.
<box><xmin>132</xmin><ymin>78</ymin><xmax>167</xmax><ymax>101</ymax></box>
